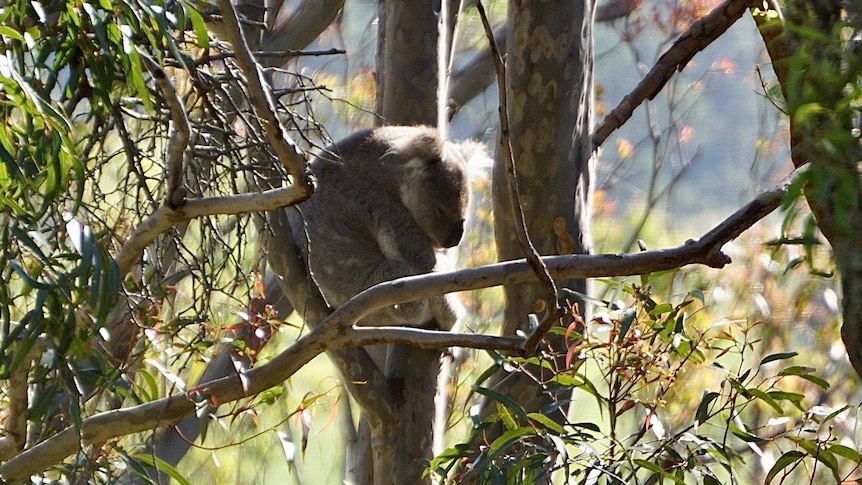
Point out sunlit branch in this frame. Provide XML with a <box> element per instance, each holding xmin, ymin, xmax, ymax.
<box><xmin>326</xmin><ymin>168</ymin><xmax>798</xmax><ymax>338</ymax></box>
<box><xmin>215</xmin><ymin>0</ymin><xmax>311</xmax><ymax>185</ymax></box>
<box><xmin>0</xmin><ymin>168</ymin><xmax>798</xmax><ymax>483</ymax></box>
<box><xmin>140</xmin><ymin>54</ymin><xmax>191</xmax><ymax>209</ymax></box>
<box><xmin>592</xmin><ymin>0</ymin><xmax>756</xmax><ymax>148</ymax></box>
<box><xmin>114</xmin><ymin>186</ymin><xmax>308</xmax><ymax>275</ymax></box>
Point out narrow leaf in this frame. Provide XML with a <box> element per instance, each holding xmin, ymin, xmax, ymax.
<box><xmin>760</xmin><ymin>352</ymin><xmax>798</xmax><ymax>366</ymax></box>
<box><xmin>765</xmin><ymin>450</ymin><xmax>805</xmax><ymax>484</ymax></box>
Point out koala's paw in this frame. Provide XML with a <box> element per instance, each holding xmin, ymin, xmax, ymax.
<box><xmin>388</xmin><ymin>300</ymin><xmax>431</xmax><ymax>326</ymax></box>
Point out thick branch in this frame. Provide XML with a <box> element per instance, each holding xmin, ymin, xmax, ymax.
<box><xmin>140</xmin><ymin>54</ymin><xmax>191</xmax><ymax>209</ymax></box>
<box><xmin>0</xmin><ymin>170</ymin><xmax>796</xmax><ymax>483</ymax></box>
<box><xmin>0</xmin><ymin>325</ymin><xmax>521</xmax><ymax>484</ymax></box>
<box><xmin>215</xmin><ymin>0</ymin><xmax>311</xmax><ymax>184</ymax></box>
<box><xmin>329</xmin><ymin>169</ymin><xmax>796</xmax><ymax>332</ymax></box>
<box><xmin>592</xmin><ymin>0</ymin><xmax>756</xmax><ymax>148</ymax></box>
<box><xmin>114</xmin><ymin>186</ymin><xmax>307</xmax><ymax>275</ymax></box>
<box><xmin>261</xmin><ymin>0</ymin><xmax>345</xmax><ymax>62</ymax></box>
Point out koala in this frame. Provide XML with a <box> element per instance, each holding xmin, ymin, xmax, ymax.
<box><xmin>290</xmin><ymin>126</ymin><xmax>478</xmax><ymax>378</ymax></box>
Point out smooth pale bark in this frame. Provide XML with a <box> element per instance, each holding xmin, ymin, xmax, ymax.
<box><xmin>362</xmin><ymin>2</ymin><xmax>441</xmax><ymax>483</ymax></box>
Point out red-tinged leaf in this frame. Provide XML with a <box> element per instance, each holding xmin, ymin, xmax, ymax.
<box><xmin>565</xmin><ymin>343</ymin><xmax>579</xmax><ymax>369</ymax></box>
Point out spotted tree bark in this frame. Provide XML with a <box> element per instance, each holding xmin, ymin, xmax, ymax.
<box><xmin>484</xmin><ymin>0</ymin><xmax>594</xmax><ymax>427</ymax></box>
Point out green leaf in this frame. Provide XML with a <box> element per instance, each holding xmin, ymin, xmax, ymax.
<box><xmin>760</xmin><ymin>352</ymin><xmax>798</xmax><ymax>366</ymax></box>
<box><xmin>632</xmin><ymin>459</ymin><xmax>686</xmax><ymax>485</ymax></box>
<box><xmin>703</xmin><ymin>475</ymin><xmax>722</xmax><ymax>485</ymax></box>
<box><xmin>777</xmin><ymin>365</ymin><xmax>815</xmax><ymax>376</ymax></box>
<box><xmin>793</xmin><ymin>440</ymin><xmax>839</xmax><ymax>480</ymax></box>
<box><xmin>487</xmin><ymin>427</ymin><xmax>535</xmax><ymax>457</ymax></box>
<box><xmin>729</xmin><ymin>423</ymin><xmax>761</xmax><ymax>443</ymax></box>
<box><xmin>527</xmin><ymin>412</ymin><xmax>564</xmax><ymax>434</ymax></box>
<box><xmin>126</xmin><ymin>46</ymin><xmax>153</xmax><ymax>112</ymax></box>
<box><xmin>800</xmin><ymin>374</ymin><xmax>830</xmax><ymax>390</ymax></box>
<box><xmin>695</xmin><ymin>391</ymin><xmax>720</xmax><ymax>424</ymax></box>
<box><xmin>9</xmin><ymin>260</ymin><xmax>53</xmax><ymax>290</ymax></box>
<box><xmin>648</xmin><ymin>303</ymin><xmax>673</xmax><ymax>317</ymax></box>
<box><xmin>765</xmin><ymin>450</ymin><xmax>805</xmax><ymax>484</ymax></box>
<box><xmin>135</xmin><ymin>454</ymin><xmax>192</xmax><ymax>485</ymax></box>
<box><xmin>828</xmin><ymin>443</ymin><xmax>861</xmax><ymax>462</ymax></box>
<box><xmin>616</xmin><ymin>308</ymin><xmax>636</xmax><ymax>345</ymax></box>
<box><xmin>0</xmin><ymin>26</ymin><xmax>24</xmax><ymax>41</ymax></box>
<box><xmin>746</xmin><ymin>388</ymin><xmax>783</xmax><ymax>414</ymax></box>
<box><xmin>185</xmin><ymin>3</ymin><xmax>210</xmax><ymax>50</ymax></box>
<box><xmin>473</xmin><ymin>386</ymin><xmax>528</xmax><ymax>423</ymax></box>
<box><xmin>767</xmin><ymin>391</ymin><xmax>805</xmax><ymax>409</ymax></box>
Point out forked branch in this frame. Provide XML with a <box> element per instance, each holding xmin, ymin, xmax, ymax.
<box><xmin>0</xmin><ymin>167</ymin><xmax>798</xmax><ymax>484</ymax></box>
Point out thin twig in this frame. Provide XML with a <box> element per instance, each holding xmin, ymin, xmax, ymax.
<box><xmin>253</xmin><ymin>48</ymin><xmax>346</xmax><ymax>57</ymax></box>
<box><xmin>475</xmin><ymin>0</ymin><xmax>563</xmax><ymax>348</ymax></box>
<box><xmin>0</xmin><ymin>168</ymin><xmax>800</xmax><ymax>483</ymax></box>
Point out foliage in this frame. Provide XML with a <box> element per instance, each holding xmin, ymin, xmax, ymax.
<box><xmin>431</xmin><ymin>229</ymin><xmax>860</xmax><ymax>484</ymax></box>
<box><xmin>1</xmin><ymin>0</ymin><xmax>861</xmax><ymax>483</ymax></box>
<box><xmin>0</xmin><ymin>0</ymin><xmax>326</xmax><ymax>481</ymax></box>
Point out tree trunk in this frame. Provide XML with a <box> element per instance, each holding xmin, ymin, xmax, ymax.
<box><xmin>772</xmin><ymin>2</ymin><xmax>862</xmax><ymax>377</ymax></box>
<box><xmin>357</xmin><ymin>1</ymin><xmax>441</xmax><ymax>483</ymax></box>
<box><xmin>486</xmin><ymin>0</ymin><xmax>594</xmax><ymax>422</ymax></box>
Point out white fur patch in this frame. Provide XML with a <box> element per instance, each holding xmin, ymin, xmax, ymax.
<box><xmin>375</xmin><ymin>224</ymin><xmax>401</xmax><ymax>261</ymax></box>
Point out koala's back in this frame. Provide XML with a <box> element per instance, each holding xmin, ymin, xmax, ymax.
<box><xmin>296</xmin><ymin>128</ymin><xmax>436</xmax><ymax>307</ymax></box>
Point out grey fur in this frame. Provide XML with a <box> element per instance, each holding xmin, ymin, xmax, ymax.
<box><xmin>290</xmin><ymin>126</ymin><xmax>479</xmax><ymax>331</ymax></box>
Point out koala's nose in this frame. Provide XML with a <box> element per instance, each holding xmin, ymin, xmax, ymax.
<box><xmin>442</xmin><ymin>220</ymin><xmax>465</xmax><ymax>248</ymax></box>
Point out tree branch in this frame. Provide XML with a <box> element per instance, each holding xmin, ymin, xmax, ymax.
<box><xmin>327</xmin><ymin>168</ymin><xmax>797</xmax><ymax>333</ymax></box>
<box><xmin>215</xmin><ymin>0</ymin><xmax>311</xmax><ymax>185</ymax></box>
<box><xmin>0</xmin><ymin>322</ymin><xmax>522</xmax><ymax>483</ymax></box>
<box><xmin>140</xmin><ymin>54</ymin><xmax>190</xmax><ymax>209</ymax></box>
<box><xmin>0</xmin><ymin>169</ymin><xmax>797</xmax><ymax>483</ymax></box>
<box><xmin>261</xmin><ymin>0</ymin><xmax>345</xmax><ymax>62</ymax></box>
<box><xmin>0</xmin><ymin>340</ymin><xmax>40</xmax><ymax>462</ymax></box>
<box><xmin>592</xmin><ymin>0</ymin><xmax>757</xmax><ymax>148</ymax></box>
<box><xmin>114</xmin><ymin>186</ymin><xmax>308</xmax><ymax>275</ymax></box>
<box><xmin>477</xmin><ymin>0</ymin><xmax>564</xmax><ymax>350</ymax></box>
